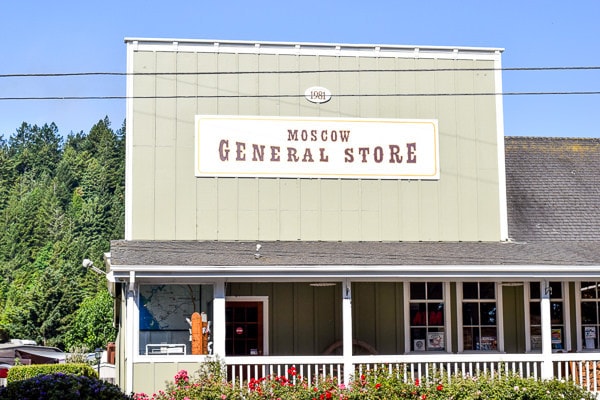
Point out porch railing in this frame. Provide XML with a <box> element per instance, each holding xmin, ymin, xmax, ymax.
<box><xmin>225</xmin><ymin>353</ymin><xmax>600</xmax><ymax>395</ymax></box>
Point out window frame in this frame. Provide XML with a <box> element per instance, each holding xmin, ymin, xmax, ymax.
<box><xmin>576</xmin><ymin>281</ymin><xmax>600</xmax><ymax>352</ymax></box>
<box><xmin>225</xmin><ymin>296</ymin><xmax>270</xmax><ymax>356</ymax></box>
<box><xmin>456</xmin><ymin>281</ymin><xmax>504</xmax><ymax>353</ymax></box>
<box><xmin>403</xmin><ymin>281</ymin><xmax>452</xmax><ymax>353</ymax></box>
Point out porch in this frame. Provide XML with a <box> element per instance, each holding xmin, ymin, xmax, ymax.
<box><xmin>106</xmin><ymin>240</ymin><xmax>600</xmax><ymax>394</ymax></box>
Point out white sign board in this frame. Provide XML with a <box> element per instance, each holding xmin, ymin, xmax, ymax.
<box><xmin>195</xmin><ymin>115</ymin><xmax>439</xmax><ymax>180</ymax></box>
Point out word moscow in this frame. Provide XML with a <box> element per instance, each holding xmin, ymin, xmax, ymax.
<box><xmin>196</xmin><ymin>116</ymin><xmax>439</xmax><ymax>180</ymax></box>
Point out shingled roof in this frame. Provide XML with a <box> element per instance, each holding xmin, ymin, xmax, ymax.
<box><xmin>109</xmin><ymin>137</ymin><xmax>600</xmax><ymax>268</ymax></box>
<box><xmin>505</xmin><ymin>136</ymin><xmax>600</xmax><ymax>242</ymax></box>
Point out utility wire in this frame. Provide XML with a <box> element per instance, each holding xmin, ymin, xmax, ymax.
<box><xmin>2</xmin><ymin>91</ymin><xmax>600</xmax><ymax>101</ymax></box>
<box><xmin>1</xmin><ymin>65</ymin><xmax>600</xmax><ymax>78</ymax></box>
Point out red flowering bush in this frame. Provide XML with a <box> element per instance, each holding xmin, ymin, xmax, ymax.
<box><xmin>134</xmin><ymin>362</ymin><xmax>595</xmax><ymax>400</ymax></box>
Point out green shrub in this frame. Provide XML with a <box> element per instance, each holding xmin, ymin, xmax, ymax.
<box><xmin>0</xmin><ymin>372</ymin><xmax>132</xmax><ymax>400</ymax></box>
<box><xmin>6</xmin><ymin>362</ymin><xmax>97</xmax><ymax>383</ymax></box>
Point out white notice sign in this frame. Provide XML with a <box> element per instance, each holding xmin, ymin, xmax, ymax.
<box><xmin>195</xmin><ymin>115</ymin><xmax>439</xmax><ymax>180</ymax></box>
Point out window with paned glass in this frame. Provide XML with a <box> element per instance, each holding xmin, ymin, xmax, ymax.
<box><xmin>462</xmin><ymin>282</ymin><xmax>497</xmax><ymax>351</ymax></box>
<box><xmin>409</xmin><ymin>282</ymin><xmax>445</xmax><ymax>351</ymax></box>
<box><xmin>580</xmin><ymin>281</ymin><xmax>600</xmax><ymax>350</ymax></box>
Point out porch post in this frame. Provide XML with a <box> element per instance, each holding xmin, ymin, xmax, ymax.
<box><xmin>342</xmin><ymin>278</ymin><xmax>353</xmax><ymax>385</ymax></box>
<box><xmin>125</xmin><ymin>273</ymin><xmax>136</xmax><ymax>394</ymax></box>
<box><xmin>540</xmin><ymin>279</ymin><xmax>553</xmax><ymax>379</ymax></box>
<box><xmin>213</xmin><ymin>279</ymin><xmax>226</xmax><ymax>358</ymax></box>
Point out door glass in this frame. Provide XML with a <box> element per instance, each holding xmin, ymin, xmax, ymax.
<box><xmin>226</xmin><ymin>301</ymin><xmax>263</xmax><ymax>356</ymax></box>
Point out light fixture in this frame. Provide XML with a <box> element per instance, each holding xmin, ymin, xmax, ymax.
<box><xmin>82</xmin><ymin>259</ymin><xmax>106</xmax><ymax>275</ymax></box>
<box><xmin>309</xmin><ymin>282</ymin><xmax>336</xmax><ymax>287</ymax></box>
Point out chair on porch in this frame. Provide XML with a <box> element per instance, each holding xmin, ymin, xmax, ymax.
<box><xmin>569</xmin><ymin>360</ymin><xmax>600</xmax><ymax>391</ymax></box>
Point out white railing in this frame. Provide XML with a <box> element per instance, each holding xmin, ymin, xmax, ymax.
<box><xmin>226</xmin><ymin>356</ymin><xmax>345</xmax><ymax>389</ymax></box>
<box><xmin>225</xmin><ymin>353</ymin><xmax>600</xmax><ymax>395</ymax></box>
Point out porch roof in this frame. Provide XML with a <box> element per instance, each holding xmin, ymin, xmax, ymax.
<box><xmin>109</xmin><ymin>239</ymin><xmax>600</xmax><ymax>267</ymax></box>
<box><xmin>106</xmin><ymin>239</ymin><xmax>600</xmax><ymax>282</ymax></box>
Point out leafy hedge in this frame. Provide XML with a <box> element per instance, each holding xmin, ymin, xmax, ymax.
<box><xmin>0</xmin><ymin>372</ymin><xmax>131</xmax><ymax>400</ymax></box>
<box><xmin>6</xmin><ymin>362</ymin><xmax>97</xmax><ymax>383</ymax></box>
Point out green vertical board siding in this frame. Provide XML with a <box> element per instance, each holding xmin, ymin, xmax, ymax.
<box><xmin>129</xmin><ymin>49</ymin><xmax>503</xmax><ymax>242</ymax></box>
<box><xmin>502</xmin><ymin>285</ymin><xmax>525</xmax><ymax>353</ymax></box>
<box><xmin>352</xmin><ymin>282</ymin><xmax>404</xmax><ymax>354</ymax></box>
<box><xmin>175</xmin><ymin>52</ymin><xmax>198</xmax><ymax>239</ymax></box>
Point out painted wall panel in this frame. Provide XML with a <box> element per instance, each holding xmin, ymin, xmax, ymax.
<box><xmin>155</xmin><ymin>52</ymin><xmax>177</xmax><ymax>148</ymax></box>
<box><xmin>278</xmin><ymin>55</ymin><xmax>300</xmax><ymax>116</ymax></box>
<box><xmin>238</xmin><ymin>53</ymin><xmax>259</xmax><ymax>116</ymax></box>
<box><xmin>175</xmin><ymin>52</ymin><xmax>198</xmax><ymax>239</ymax></box>
<box><xmin>502</xmin><ymin>286</ymin><xmax>525</xmax><ymax>353</ymax></box>
<box><xmin>353</xmin><ymin>282</ymin><xmax>404</xmax><ymax>354</ymax></box>
<box><xmin>317</xmin><ymin>56</ymin><xmax>341</xmax><ymax>118</ymax></box>
<box><xmin>154</xmin><ymin>146</ymin><xmax>176</xmax><ymax>239</ymax></box>
<box><xmin>380</xmin><ymin>181</ymin><xmax>400</xmax><ymax>238</ymax></box>
<box><xmin>129</xmin><ymin>46</ymin><xmax>504</xmax><ymax>242</ymax></box>
<box><xmin>217</xmin><ymin>53</ymin><xmax>239</xmax><ymax>115</ymax></box>
<box><xmin>131</xmin><ymin>146</ymin><xmax>156</xmax><ymax>239</ymax></box>
<box><xmin>358</xmin><ymin>57</ymin><xmax>379</xmax><ymax>117</ymax></box>
<box><xmin>216</xmin><ymin>179</ymin><xmax>238</xmax><ymax>239</ymax></box>
<box><xmin>196</xmin><ymin>178</ymin><xmax>217</xmax><ymax>239</ymax></box>
<box><xmin>258</xmin><ymin>55</ymin><xmax>280</xmax><ymax>115</ymax></box>
<box><xmin>132</xmin><ymin>51</ymin><xmax>156</xmax><ymax>148</ymax></box>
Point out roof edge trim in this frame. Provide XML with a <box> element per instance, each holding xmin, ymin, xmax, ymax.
<box><xmin>124</xmin><ymin>37</ymin><xmax>504</xmax><ymax>58</ymax></box>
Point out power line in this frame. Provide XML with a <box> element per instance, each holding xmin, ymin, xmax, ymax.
<box><xmin>2</xmin><ymin>91</ymin><xmax>600</xmax><ymax>101</ymax></box>
<box><xmin>1</xmin><ymin>66</ymin><xmax>600</xmax><ymax>78</ymax></box>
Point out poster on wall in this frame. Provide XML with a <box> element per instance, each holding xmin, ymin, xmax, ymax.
<box><xmin>139</xmin><ymin>285</ymin><xmax>198</xmax><ymax>330</ymax></box>
<box><xmin>585</xmin><ymin>327</ymin><xmax>597</xmax><ymax>349</ymax></box>
<box><xmin>480</xmin><ymin>336</ymin><xmax>497</xmax><ymax>350</ymax></box>
<box><xmin>427</xmin><ymin>332</ymin><xmax>445</xmax><ymax>350</ymax></box>
<box><xmin>585</xmin><ymin>326</ymin><xmax>596</xmax><ymax>339</ymax></box>
<box><xmin>195</xmin><ymin>115</ymin><xmax>439</xmax><ymax>180</ymax></box>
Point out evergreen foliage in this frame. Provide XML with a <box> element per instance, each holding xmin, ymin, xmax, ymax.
<box><xmin>0</xmin><ymin>117</ymin><xmax>124</xmax><ymax>350</ymax></box>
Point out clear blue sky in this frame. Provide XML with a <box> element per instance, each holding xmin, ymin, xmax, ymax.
<box><xmin>1</xmin><ymin>0</ymin><xmax>598</xmax><ymax>139</ymax></box>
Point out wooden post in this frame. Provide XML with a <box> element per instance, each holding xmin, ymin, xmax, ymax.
<box><xmin>191</xmin><ymin>312</ymin><xmax>203</xmax><ymax>355</ymax></box>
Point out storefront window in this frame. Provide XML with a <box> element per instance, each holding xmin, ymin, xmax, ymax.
<box><xmin>139</xmin><ymin>284</ymin><xmax>213</xmax><ymax>355</ymax></box>
<box><xmin>529</xmin><ymin>282</ymin><xmax>565</xmax><ymax>351</ymax></box>
<box><xmin>462</xmin><ymin>282</ymin><xmax>497</xmax><ymax>351</ymax></box>
<box><xmin>409</xmin><ymin>282</ymin><xmax>445</xmax><ymax>351</ymax></box>
<box><xmin>580</xmin><ymin>282</ymin><xmax>600</xmax><ymax>350</ymax></box>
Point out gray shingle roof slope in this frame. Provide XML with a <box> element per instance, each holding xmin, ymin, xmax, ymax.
<box><xmin>505</xmin><ymin>136</ymin><xmax>600</xmax><ymax>242</ymax></box>
<box><xmin>110</xmin><ymin>137</ymin><xmax>600</xmax><ymax>267</ymax></box>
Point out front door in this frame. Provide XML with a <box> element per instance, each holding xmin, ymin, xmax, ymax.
<box><xmin>226</xmin><ymin>301</ymin><xmax>264</xmax><ymax>356</ymax></box>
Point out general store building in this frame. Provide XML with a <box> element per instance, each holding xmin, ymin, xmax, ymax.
<box><xmin>105</xmin><ymin>38</ymin><xmax>600</xmax><ymax>394</ymax></box>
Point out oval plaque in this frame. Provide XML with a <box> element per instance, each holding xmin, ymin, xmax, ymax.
<box><xmin>304</xmin><ymin>86</ymin><xmax>332</xmax><ymax>104</ymax></box>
